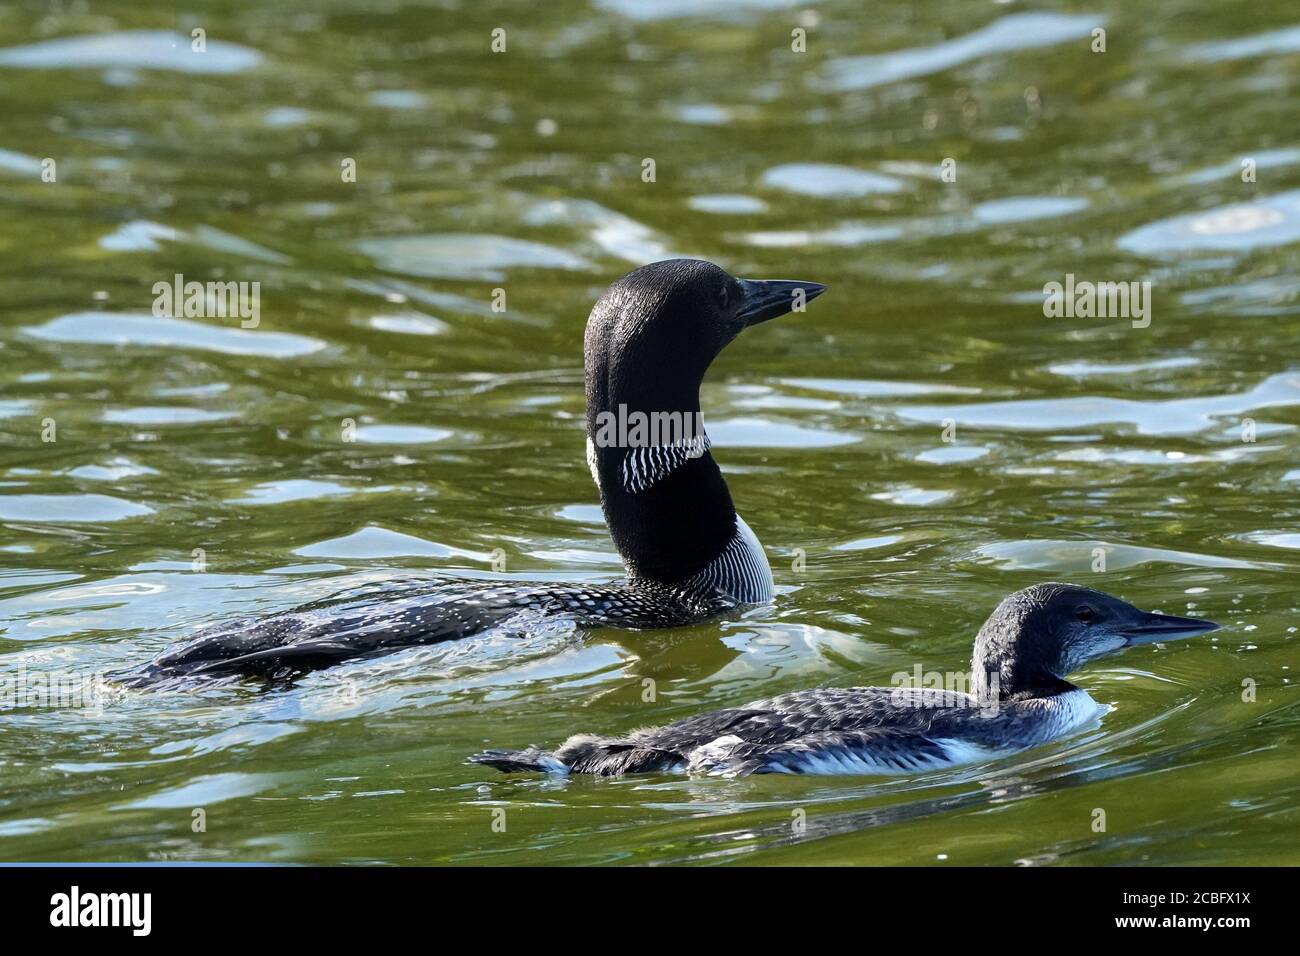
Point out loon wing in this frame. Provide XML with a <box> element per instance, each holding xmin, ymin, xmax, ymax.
<box><xmin>653</xmin><ymin>686</ymin><xmax>974</xmax><ymax>744</ymax></box>
<box><xmin>471</xmin><ymin>696</ymin><xmax>968</xmax><ymax>778</ymax></box>
<box><xmin>554</xmin><ymin>687</ymin><xmax>987</xmax><ymax>776</ymax></box>
<box><xmin>185</xmin><ymin>640</ymin><xmax>375</xmax><ymax>677</ymax></box>
<box><xmin>667</xmin><ymin>687</ymin><xmax>992</xmax><ymax>775</ymax></box>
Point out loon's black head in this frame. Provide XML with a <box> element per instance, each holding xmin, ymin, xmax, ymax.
<box><xmin>584</xmin><ymin>258</ymin><xmax>825</xmax><ymax>413</ymax></box>
<box><xmin>972</xmin><ymin>583</ymin><xmax>1220</xmax><ymax>699</ymax></box>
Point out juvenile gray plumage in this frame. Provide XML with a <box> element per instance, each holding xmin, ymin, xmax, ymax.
<box><xmin>469</xmin><ymin>583</ymin><xmax>1220</xmax><ymax>777</ymax></box>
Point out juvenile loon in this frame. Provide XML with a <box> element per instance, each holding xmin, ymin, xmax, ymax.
<box><xmin>469</xmin><ymin>584</ymin><xmax>1220</xmax><ymax>777</ymax></box>
<box><xmin>129</xmin><ymin>259</ymin><xmax>826</xmax><ymax>682</ymax></box>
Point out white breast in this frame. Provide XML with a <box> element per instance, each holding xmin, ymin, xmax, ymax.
<box><xmin>1039</xmin><ymin>687</ymin><xmax>1107</xmax><ymax>738</ymax></box>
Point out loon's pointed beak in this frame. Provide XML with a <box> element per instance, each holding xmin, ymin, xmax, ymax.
<box><xmin>736</xmin><ymin>277</ymin><xmax>826</xmax><ymax>327</ymax></box>
<box><xmin>1121</xmin><ymin>610</ymin><xmax>1220</xmax><ymax>646</ymax></box>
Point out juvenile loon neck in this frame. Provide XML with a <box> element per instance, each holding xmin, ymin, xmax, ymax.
<box><xmin>971</xmin><ymin>648</ymin><xmax>1077</xmax><ymax>701</ymax></box>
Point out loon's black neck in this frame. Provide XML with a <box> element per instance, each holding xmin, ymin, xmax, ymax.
<box><xmin>584</xmin><ymin>369</ymin><xmax>738</xmax><ymax>588</ymax></box>
<box><xmin>578</xmin><ymin>258</ymin><xmax>821</xmax><ymax>596</ymax></box>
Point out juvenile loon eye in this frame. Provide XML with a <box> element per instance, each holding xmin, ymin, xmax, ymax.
<box><xmin>1075</xmin><ymin>605</ymin><xmax>1096</xmax><ymax>623</ymax></box>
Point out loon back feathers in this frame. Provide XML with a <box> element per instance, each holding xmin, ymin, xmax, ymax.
<box><xmin>126</xmin><ymin>579</ymin><xmax>731</xmax><ymax>684</ymax></box>
<box><xmin>129</xmin><ymin>514</ymin><xmax>772</xmax><ymax>684</ymax></box>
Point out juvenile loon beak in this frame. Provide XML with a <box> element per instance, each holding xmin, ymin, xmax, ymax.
<box><xmin>736</xmin><ymin>277</ymin><xmax>826</xmax><ymax>327</ymax></box>
<box><xmin>1122</xmin><ymin>610</ymin><xmax>1220</xmax><ymax>646</ymax></box>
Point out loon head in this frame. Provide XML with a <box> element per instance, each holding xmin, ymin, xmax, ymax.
<box><xmin>972</xmin><ymin>583</ymin><xmax>1220</xmax><ymax>699</ymax></box>
<box><xmin>583</xmin><ymin>258</ymin><xmax>825</xmax><ymax>589</ymax></box>
<box><xmin>584</xmin><ymin>258</ymin><xmax>825</xmax><ymax>413</ymax></box>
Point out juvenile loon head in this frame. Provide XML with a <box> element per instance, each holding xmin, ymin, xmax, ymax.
<box><xmin>584</xmin><ymin>258</ymin><xmax>825</xmax><ymax>595</ymax></box>
<box><xmin>971</xmin><ymin>583</ymin><xmax>1220</xmax><ymax>699</ymax></box>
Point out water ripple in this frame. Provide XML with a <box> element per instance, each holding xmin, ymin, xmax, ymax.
<box><xmin>898</xmin><ymin>372</ymin><xmax>1300</xmax><ymax>436</ymax></box>
<box><xmin>0</xmin><ymin>31</ymin><xmax>262</xmax><ymax>74</ymax></box>
<box><xmin>354</xmin><ymin>234</ymin><xmax>591</xmax><ymax>281</ymax></box>
<box><xmin>24</xmin><ymin>313</ymin><xmax>324</xmax><ymax>358</ymax></box>
<box><xmin>1119</xmin><ymin>190</ymin><xmax>1300</xmax><ymax>255</ymax></box>
<box><xmin>820</xmin><ymin>12</ymin><xmax>1100</xmax><ymax>91</ymax></box>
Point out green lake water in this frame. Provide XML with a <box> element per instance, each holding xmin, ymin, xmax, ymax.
<box><xmin>1</xmin><ymin>0</ymin><xmax>1298</xmax><ymax>864</ymax></box>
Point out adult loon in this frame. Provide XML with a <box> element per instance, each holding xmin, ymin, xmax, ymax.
<box><xmin>128</xmin><ymin>259</ymin><xmax>826</xmax><ymax>682</ymax></box>
<box><xmin>469</xmin><ymin>584</ymin><xmax>1220</xmax><ymax>777</ymax></box>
